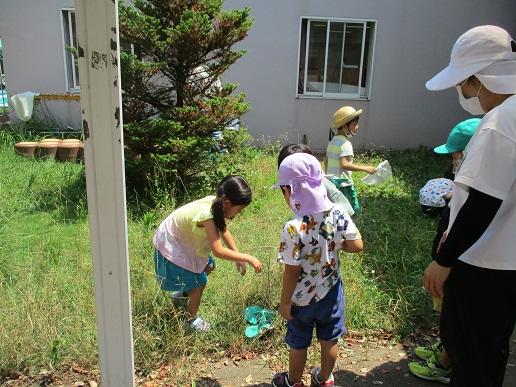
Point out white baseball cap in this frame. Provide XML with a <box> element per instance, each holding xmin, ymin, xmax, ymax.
<box><xmin>426</xmin><ymin>25</ymin><xmax>516</xmax><ymax>91</ymax></box>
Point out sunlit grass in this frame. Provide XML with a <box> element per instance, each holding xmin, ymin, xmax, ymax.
<box><xmin>0</xmin><ymin>133</ymin><xmax>449</xmax><ymax>376</ymax></box>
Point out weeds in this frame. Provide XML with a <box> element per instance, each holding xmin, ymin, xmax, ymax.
<box><xmin>0</xmin><ymin>140</ymin><xmax>448</xmax><ymax>377</ymax></box>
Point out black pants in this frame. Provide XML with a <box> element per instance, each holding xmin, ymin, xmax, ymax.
<box><xmin>441</xmin><ymin>260</ymin><xmax>516</xmax><ymax>387</ymax></box>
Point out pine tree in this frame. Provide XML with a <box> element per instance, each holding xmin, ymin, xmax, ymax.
<box><xmin>119</xmin><ymin>0</ymin><xmax>253</xmax><ymax>195</ymax></box>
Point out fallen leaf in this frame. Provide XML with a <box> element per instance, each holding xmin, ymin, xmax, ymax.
<box><xmin>72</xmin><ymin>363</ymin><xmax>88</xmax><ymax>374</ymax></box>
<box><xmin>245</xmin><ymin>374</ymin><xmax>253</xmax><ymax>383</ymax></box>
<box><xmin>360</xmin><ymin>367</ymin><xmax>368</xmax><ymax>373</ymax></box>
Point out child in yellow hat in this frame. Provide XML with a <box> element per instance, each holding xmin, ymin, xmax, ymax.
<box><xmin>325</xmin><ymin>106</ymin><xmax>376</xmax><ymax>214</ymax></box>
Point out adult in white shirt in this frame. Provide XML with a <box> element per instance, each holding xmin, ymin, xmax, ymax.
<box><xmin>424</xmin><ymin>25</ymin><xmax>516</xmax><ymax>387</ymax></box>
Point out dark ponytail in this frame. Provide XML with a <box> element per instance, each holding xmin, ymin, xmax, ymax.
<box><xmin>211</xmin><ymin>175</ymin><xmax>252</xmax><ymax>232</ymax></box>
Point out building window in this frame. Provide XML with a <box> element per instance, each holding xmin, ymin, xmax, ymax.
<box><xmin>61</xmin><ymin>9</ymin><xmax>80</xmax><ymax>91</ymax></box>
<box><xmin>298</xmin><ymin>18</ymin><xmax>376</xmax><ymax>99</ymax></box>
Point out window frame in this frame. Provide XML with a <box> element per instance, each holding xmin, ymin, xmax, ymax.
<box><xmin>296</xmin><ymin>16</ymin><xmax>377</xmax><ymax>100</ymax></box>
<box><xmin>60</xmin><ymin>8</ymin><xmax>80</xmax><ymax>92</ymax></box>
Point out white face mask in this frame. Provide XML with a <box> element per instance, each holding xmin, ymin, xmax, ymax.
<box><xmin>456</xmin><ymin>83</ymin><xmax>484</xmax><ymax>115</ymax></box>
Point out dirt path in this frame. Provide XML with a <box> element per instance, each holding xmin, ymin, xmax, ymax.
<box><xmin>2</xmin><ymin>331</ymin><xmax>514</xmax><ymax>386</ymax></box>
<box><xmin>197</xmin><ymin>331</ymin><xmax>516</xmax><ymax>387</ymax></box>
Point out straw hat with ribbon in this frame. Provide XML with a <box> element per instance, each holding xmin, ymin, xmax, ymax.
<box><xmin>331</xmin><ymin>106</ymin><xmax>362</xmax><ymax>134</ymax></box>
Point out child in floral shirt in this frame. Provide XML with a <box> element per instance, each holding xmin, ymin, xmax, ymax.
<box><xmin>272</xmin><ymin>153</ymin><xmax>363</xmax><ymax>387</ymax></box>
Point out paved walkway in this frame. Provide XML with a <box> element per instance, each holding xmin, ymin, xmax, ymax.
<box><xmin>201</xmin><ymin>330</ymin><xmax>516</xmax><ymax>386</ymax></box>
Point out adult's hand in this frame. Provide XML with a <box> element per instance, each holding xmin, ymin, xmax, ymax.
<box><xmin>423</xmin><ymin>261</ymin><xmax>451</xmax><ymax>298</ymax></box>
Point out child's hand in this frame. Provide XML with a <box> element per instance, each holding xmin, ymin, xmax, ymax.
<box><xmin>235</xmin><ymin>261</ymin><xmax>247</xmax><ymax>275</ymax></box>
<box><xmin>279</xmin><ymin>301</ymin><xmax>292</xmax><ymax>320</ymax></box>
<box><xmin>245</xmin><ymin>255</ymin><xmax>263</xmax><ymax>273</ymax></box>
<box><xmin>364</xmin><ymin>166</ymin><xmax>377</xmax><ymax>174</ymax></box>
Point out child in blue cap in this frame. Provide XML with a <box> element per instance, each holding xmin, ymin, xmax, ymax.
<box><xmin>271</xmin><ymin>153</ymin><xmax>363</xmax><ymax>387</ymax></box>
<box><xmin>419</xmin><ymin>118</ymin><xmax>481</xmax><ymax>217</ymax></box>
<box><xmin>433</xmin><ymin>118</ymin><xmax>482</xmax><ymax>180</ymax></box>
<box><xmin>410</xmin><ymin>118</ymin><xmax>480</xmax><ymax>384</ymax></box>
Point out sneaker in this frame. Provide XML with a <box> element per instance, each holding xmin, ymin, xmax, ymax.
<box><xmin>415</xmin><ymin>341</ymin><xmax>444</xmax><ymax>361</ymax></box>
<box><xmin>310</xmin><ymin>367</ymin><xmax>335</xmax><ymax>386</ymax></box>
<box><xmin>187</xmin><ymin>316</ymin><xmax>210</xmax><ymax>332</ymax></box>
<box><xmin>272</xmin><ymin>371</ymin><xmax>305</xmax><ymax>387</ymax></box>
<box><xmin>408</xmin><ymin>354</ymin><xmax>451</xmax><ymax>384</ymax></box>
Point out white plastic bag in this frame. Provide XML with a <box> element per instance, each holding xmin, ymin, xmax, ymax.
<box><xmin>11</xmin><ymin>91</ymin><xmax>39</xmax><ymax>122</ymax></box>
<box><xmin>361</xmin><ymin>160</ymin><xmax>392</xmax><ymax>185</ymax></box>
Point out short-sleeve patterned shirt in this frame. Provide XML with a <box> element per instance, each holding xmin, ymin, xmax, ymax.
<box><xmin>277</xmin><ymin>206</ymin><xmax>361</xmax><ymax>306</ymax></box>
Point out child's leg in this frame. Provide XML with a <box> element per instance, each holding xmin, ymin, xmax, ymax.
<box><xmin>283</xmin><ymin>305</ymin><xmax>314</xmax><ymax>383</ymax></box>
<box><xmin>186</xmin><ymin>284</ymin><xmax>206</xmax><ymax>319</ymax></box>
<box><xmin>314</xmin><ymin>280</ymin><xmax>345</xmax><ymax>382</ymax></box>
<box><xmin>288</xmin><ymin>348</ymin><xmax>308</xmax><ymax>383</ymax></box>
<box><xmin>185</xmin><ymin>262</ymin><xmax>211</xmax><ymax>318</ymax></box>
<box><xmin>319</xmin><ymin>339</ymin><xmax>338</xmax><ymax>381</ymax></box>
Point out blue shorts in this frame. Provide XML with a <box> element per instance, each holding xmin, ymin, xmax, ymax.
<box><xmin>285</xmin><ymin>280</ymin><xmax>346</xmax><ymax>350</ymax></box>
<box><xmin>153</xmin><ymin>249</ymin><xmax>214</xmax><ymax>293</ymax></box>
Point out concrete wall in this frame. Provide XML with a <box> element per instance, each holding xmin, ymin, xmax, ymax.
<box><xmin>0</xmin><ymin>0</ymin><xmax>80</xmax><ymax>129</ymax></box>
<box><xmin>223</xmin><ymin>0</ymin><xmax>516</xmax><ymax>151</ymax></box>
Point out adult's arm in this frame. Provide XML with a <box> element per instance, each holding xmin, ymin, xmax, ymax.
<box><xmin>435</xmin><ymin>188</ymin><xmax>502</xmax><ymax>267</ymax></box>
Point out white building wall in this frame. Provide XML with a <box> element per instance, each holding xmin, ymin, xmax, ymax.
<box><xmin>0</xmin><ymin>0</ymin><xmax>80</xmax><ymax>129</ymax></box>
<box><xmin>223</xmin><ymin>0</ymin><xmax>516</xmax><ymax>151</ymax></box>
<box><xmin>1</xmin><ymin>0</ymin><xmax>515</xmax><ymax>147</ymax></box>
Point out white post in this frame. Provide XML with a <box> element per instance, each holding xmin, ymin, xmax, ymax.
<box><xmin>75</xmin><ymin>0</ymin><xmax>135</xmax><ymax>385</ymax></box>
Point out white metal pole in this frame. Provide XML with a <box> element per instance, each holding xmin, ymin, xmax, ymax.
<box><xmin>75</xmin><ymin>0</ymin><xmax>135</xmax><ymax>385</ymax></box>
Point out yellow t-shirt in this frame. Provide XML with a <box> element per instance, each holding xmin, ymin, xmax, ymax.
<box><xmin>153</xmin><ymin>195</ymin><xmax>215</xmax><ymax>273</ymax></box>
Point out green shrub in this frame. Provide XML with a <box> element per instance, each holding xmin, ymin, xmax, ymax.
<box><xmin>119</xmin><ymin>0</ymin><xmax>254</xmax><ymax>201</ymax></box>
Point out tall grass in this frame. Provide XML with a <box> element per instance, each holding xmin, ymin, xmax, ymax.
<box><xmin>0</xmin><ymin>133</ymin><xmax>94</xmax><ymax>374</ymax></box>
<box><xmin>0</xmin><ymin>133</ymin><xmax>449</xmax><ymax>379</ymax></box>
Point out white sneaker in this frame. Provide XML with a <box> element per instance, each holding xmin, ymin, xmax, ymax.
<box><xmin>187</xmin><ymin>316</ymin><xmax>210</xmax><ymax>332</ymax></box>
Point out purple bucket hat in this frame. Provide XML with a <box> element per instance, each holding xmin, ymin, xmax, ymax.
<box><xmin>273</xmin><ymin>153</ymin><xmax>334</xmax><ymax>216</ymax></box>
